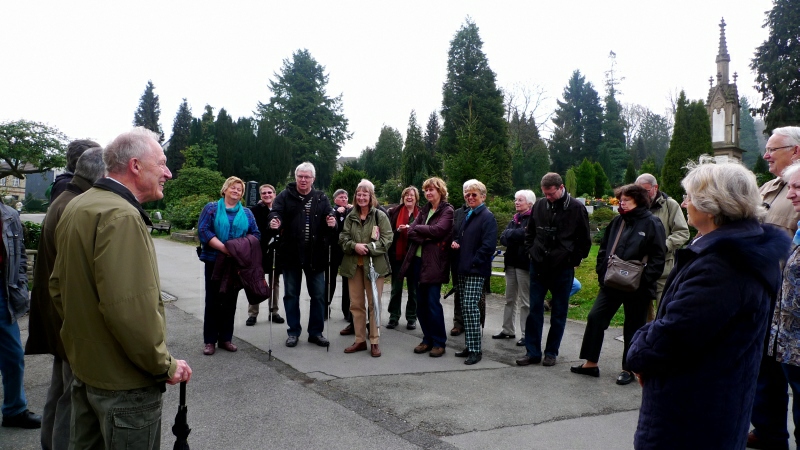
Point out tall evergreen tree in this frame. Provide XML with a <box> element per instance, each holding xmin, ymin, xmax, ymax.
<box><xmin>739</xmin><ymin>97</ymin><xmax>761</xmax><ymax>169</ymax></box>
<box><xmin>401</xmin><ymin>111</ymin><xmax>429</xmax><ymax>188</ymax></box>
<box><xmin>509</xmin><ymin>110</ymin><xmax>548</xmax><ymax>191</ymax></box>
<box><xmin>599</xmin><ymin>78</ymin><xmax>628</xmax><ymax>184</ymax></box>
<box><xmin>256</xmin><ymin>49</ymin><xmax>351</xmax><ymax>188</ymax></box>
<box><xmin>637</xmin><ymin>110</ymin><xmax>671</xmax><ymax>167</ymax></box>
<box><xmin>549</xmin><ymin>71</ymin><xmax>603</xmax><ymax>174</ymax></box>
<box><xmin>593</xmin><ymin>161</ymin><xmax>610</xmax><ymax>198</ymax></box>
<box><xmin>423</xmin><ymin>111</ymin><xmax>442</xmax><ymax>175</ymax></box>
<box><xmin>660</xmin><ymin>91</ymin><xmax>713</xmax><ymax>199</ymax></box>
<box><xmin>214</xmin><ymin>108</ymin><xmax>236</xmax><ymax>177</ymax></box>
<box><xmin>624</xmin><ymin>161</ymin><xmax>637</xmax><ymax>184</ymax></box>
<box><xmin>440</xmin><ymin>18</ymin><xmax>510</xmax><ymax>195</ymax></box>
<box><xmin>133</xmin><ymin>80</ymin><xmax>164</xmax><ymax>143</ymax></box>
<box><xmin>443</xmin><ymin>105</ymin><xmax>498</xmax><ymax>198</ymax></box>
<box><xmin>167</xmin><ymin>99</ymin><xmax>192</xmax><ymax>175</ymax></box>
<box><xmin>550</xmin><ymin>71</ymin><xmax>586</xmax><ymax>174</ymax></box>
<box><xmin>367</xmin><ymin>125</ymin><xmax>403</xmax><ymax>184</ymax></box>
<box><xmin>750</xmin><ymin>0</ymin><xmax>800</xmax><ymax>135</ymax></box>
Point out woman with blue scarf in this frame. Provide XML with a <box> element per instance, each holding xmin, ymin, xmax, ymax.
<box><xmin>198</xmin><ymin>176</ymin><xmax>260</xmax><ymax>356</ymax></box>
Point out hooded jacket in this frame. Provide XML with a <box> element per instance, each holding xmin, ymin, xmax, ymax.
<box><xmin>648</xmin><ymin>191</ymin><xmax>689</xmax><ymax>279</ymax></box>
<box><xmin>338</xmin><ymin>206</ymin><xmax>393</xmax><ymax>279</ymax></box>
<box><xmin>596</xmin><ymin>206</ymin><xmax>667</xmax><ymax>300</ymax></box>
<box><xmin>627</xmin><ymin>220</ymin><xmax>789</xmax><ymax>450</ymax></box>
<box><xmin>267</xmin><ymin>182</ymin><xmax>337</xmax><ymax>272</ymax></box>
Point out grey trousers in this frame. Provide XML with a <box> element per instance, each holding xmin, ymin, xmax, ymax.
<box><xmin>42</xmin><ymin>356</ymin><xmax>73</xmax><ymax>450</ymax></box>
<box><xmin>502</xmin><ymin>267</ymin><xmax>530</xmax><ymax>336</ymax></box>
<box><xmin>248</xmin><ymin>272</ymin><xmax>281</xmax><ymax>317</ymax></box>
<box><xmin>70</xmin><ymin>378</ymin><xmax>163</xmax><ymax>450</ymax></box>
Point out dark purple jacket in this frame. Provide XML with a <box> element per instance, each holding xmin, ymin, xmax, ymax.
<box><xmin>400</xmin><ymin>201</ymin><xmax>453</xmax><ymax>284</ymax></box>
<box><xmin>213</xmin><ymin>235</ymin><xmax>269</xmax><ymax>304</ymax></box>
<box><xmin>451</xmin><ymin>205</ymin><xmax>497</xmax><ymax>278</ymax></box>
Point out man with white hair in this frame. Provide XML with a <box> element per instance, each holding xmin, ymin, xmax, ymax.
<box><xmin>269</xmin><ymin>162</ymin><xmax>338</xmax><ymax>348</ymax></box>
<box><xmin>50</xmin><ymin>127</ymin><xmax>191</xmax><ymax>449</ymax></box>
<box><xmin>748</xmin><ymin>126</ymin><xmax>800</xmax><ymax>449</ymax></box>
<box><xmin>635</xmin><ymin>173</ymin><xmax>689</xmax><ymax>321</ymax></box>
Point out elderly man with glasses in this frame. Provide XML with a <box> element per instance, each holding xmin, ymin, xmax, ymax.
<box><xmin>748</xmin><ymin>126</ymin><xmax>800</xmax><ymax>450</ymax></box>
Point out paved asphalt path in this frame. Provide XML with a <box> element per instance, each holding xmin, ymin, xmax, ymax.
<box><xmin>2</xmin><ymin>232</ymin><xmax>794</xmax><ymax>449</ymax></box>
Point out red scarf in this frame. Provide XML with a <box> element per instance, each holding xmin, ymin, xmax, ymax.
<box><xmin>395</xmin><ymin>205</ymin><xmax>418</xmax><ymax>260</ymax></box>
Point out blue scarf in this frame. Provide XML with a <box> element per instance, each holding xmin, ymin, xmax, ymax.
<box><xmin>794</xmin><ymin>220</ymin><xmax>800</xmax><ymax>246</ymax></box>
<box><xmin>214</xmin><ymin>198</ymin><xmax>249</xmax><ymax>243</ymax></box>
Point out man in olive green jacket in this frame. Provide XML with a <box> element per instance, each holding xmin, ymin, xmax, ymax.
<box><xmin>50</xmin><ymin>128</ymin><xmax>191</xmax><ymax>450</ymax></box>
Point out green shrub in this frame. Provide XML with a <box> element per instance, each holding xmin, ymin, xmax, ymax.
<box><xmin>486</xmin><ymin>196</ymin><xmax>515</xmax><ymax>242</ymax></box>
<box><xmin>23</xmin><ymin>221</ymin><xmax>41</xmax><ymax>250</ymax></box>
<box><xmin>163</xmin><ymin>167</ymin><xmax>225</xmax><ymax>207</ymax></box>
<box><xmin>166</xmin><ymin>194</ymin><xmax>215</xmax><ymax>230</ymax></box>
<box><xmin>590</xmin><ymin>207</ymin><xmax>617</xmax><ymax>223</ymax></box>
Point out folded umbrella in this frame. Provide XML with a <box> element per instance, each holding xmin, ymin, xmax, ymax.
<box><xmin>172</xmin><ymin>381</ymin><xmax>191</xmax><ymax>450</ymax></box>
<box><xmin>367</xmin><ymin>256</ymin><xmax>381</xmax><ymax>328</ymax></box>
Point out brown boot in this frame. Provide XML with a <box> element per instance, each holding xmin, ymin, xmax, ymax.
<box><xmin>370</xmin><ymin>344</ymin><xmax>381</xmax><ymax>357</ymax></box>
<box><xmin>429</xmin><ymin>346</ymin><xmax>445</xmax><ymax>357</ymax></box>
<box><xmin>340</xmin><ymin>324</ymin><xmax>355</xmax><ymax>335</ymax></box>
<box><xmin>413</xmin><ymin>342</ymin><xmax>431</xmax><ymax>354</ymax></box>
<box><xmin>344</xmin><ymin>341</ymin><xmax>367</xmax><ymax>353</ymax></box>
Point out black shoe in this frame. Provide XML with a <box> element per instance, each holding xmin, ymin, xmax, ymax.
<box><xmin>2</xmin><ymin>410</ymin><xmax>42</xmax><ymax>429</ymax></box>
<box><xmin>455</xmin><ymin>349</ymin><xmax>470</xmax><ymax>357</ymax></box>
<box><xmin>542</xmin><ymin>355</ymin><xmax>557</xmax><ymax>366</ymax></box>
<box><xmin>465</xmin><ymin>352</ymin><xmax>482</xmax><ymax>365</ymax></box>
<box><xmin>245</xmin><ymin>316</ymin><xmax>257</xmax><ymax>326</ymax></box>
<box><xmin>406</xmin><ymin>320</ymin><xmax>416</xmax><ymax>330</ymax></box>
<box><xmin>570</xmin><ymin>364</ymin><xmax>600</xmax><ymax>377</ymax></box>
<box><xmin>450</xmin><ymin>326</ymin><xmax>464</xmax><ymax>336</ymax></box>
<box><xmin>309</xmin><ymin>335</ymin><xmax>330</xmax><ymax>347</ymax></box>
<box><xmin>492</xmin><ymin>331</ymin><xmax>515</xmax><ymax>339</ymax></box>
<box><xmin>270</xmin><ymin>313</ymin><xmax>285</xmax><ymax>324</ymax></box>
<box><xmin>516</xmin><ymin>338</ymin><xmax>525</xmax><ymax>346</ymax></box>
<box><xmin>616</xmin><ymin>371</ymin><xmax>634</xmax><ymax>385</ymax></box>
<box><xmin>286</xmin><ymin>336</ymin><xmax>298</xmax><ymax>347</ymax></box>
<box><xmin>516</xmin><ymin>355</ymin><xmax>541</xmax><ymax>366</ymax></box>
<box><xmin>386</xmin><ymin>319</ymin><xmax>398</xmax><ymax>329</ymax></box>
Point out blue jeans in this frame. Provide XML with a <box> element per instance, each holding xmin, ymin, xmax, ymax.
<box><xmin>283</xmin><ymin>267</ymin><xmax>326</xmax><ymax>337</ymax></box>
<box><xmin>413</xmin><ymin>257</ymin><xmax>446</xmax><ymax>348</ymax></box>
<box><xmin>524</xmin><ymin>264</ymin><xmax>574</xmax><ymax>359</ymax></box>
<box><xmin>0</xmin><ymin>288</ymin><xmax>27</xmax><ymax>417</ymax></box>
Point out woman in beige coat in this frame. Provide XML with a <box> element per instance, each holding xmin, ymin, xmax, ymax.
<box><xmin>338</xmin><ymin>179</ymin><xmax>393</xmax><ymax>357</ymax></box>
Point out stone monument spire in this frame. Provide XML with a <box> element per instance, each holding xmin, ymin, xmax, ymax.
<box><xmin>716</xmin><ymin>18</ymin><xmax>730</xmax><ymax>85</ymax></box>
<box><xmin>706</xmin><ymin>17</ymin><xmax>742</xmax><ymax>162</ymax></box>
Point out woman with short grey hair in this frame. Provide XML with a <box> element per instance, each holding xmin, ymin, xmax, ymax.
<box><xmin>495</xmin><ymin>189</ymin><xmax>536</xmax><ymax>346</ymax></box>
<box><xmin>626</xmin><ymin>157</ymin><xmax>789</xmax><ymax>448</ymax></box>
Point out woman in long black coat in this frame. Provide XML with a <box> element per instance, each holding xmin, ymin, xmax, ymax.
<box><xmin>627</xmin><ymin>159</ymin><xmax>789</xmax><ymax>449</ymax></box>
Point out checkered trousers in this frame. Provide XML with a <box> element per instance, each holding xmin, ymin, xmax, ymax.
<box><xmin>459</xmin><ymin>275</ymin><xmax>485</xmax><ymax>353</ymax></box>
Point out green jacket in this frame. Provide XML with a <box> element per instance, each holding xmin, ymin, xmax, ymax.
<box><xmin>649</xmin><ymin>191</ymin><xmax>690</xmax><ymax>278</ymax></box>
<box><xmin>338</xmin><ymin>206</ymin><xmax>393</xmax><ymax>279</ymax></box>
<box><xmin>50</xmin><ymin>181</ymin><xmax>177</xmax><ymax>391</ymax></box>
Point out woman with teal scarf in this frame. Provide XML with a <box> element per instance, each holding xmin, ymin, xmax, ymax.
<box><xmin>198</xmin><ymin>176</ymin><xmax>261</xmax><ymax>356</ymax></box>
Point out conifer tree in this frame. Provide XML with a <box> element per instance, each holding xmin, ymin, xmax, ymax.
<box><xmin>256</xmin><ymin>49</ymin><xmax>351</xmax><ymax>188</ymax></box>
<box><xmin>401</xmin><ymin>111</ymin><xmax>429</xmax><ymax>188</ymax></box>
<box><xmin>624</xmin><ymin>161</ymin><xmax>637</xmax><ymax>184</ymax></box>
<box><xmin>593</xmin><ymin>162</ymin><xmax>610</xmax><ymax>198</ymax></box>
<box><xmin>133</xmin><ymin>80</ymin><xmax>164</xmax><ymax>143</ymax></box>
<box><xmin>750</xmin><ymin>0</ymin><xmax>800</xmax><ymax>134</ymax></box>
<box><xmin>739</xmin><ymin>97</ymin><xmax>761</xmax><ymax>169</ymax></box>
<box><xmin>660</xmin><ymin>91</ymin><xmax>713</xmax><ymax>199</ymax></box>
<box><xmin>575</xmin><ymin>158</ymin><xmax>596</xmax><ymax>198</ymax></box>
<box><xmin>441</xmin><ymin>18</ymin><xmax>509</xmax><ymax>195</ymax></box>
<box><xmin>167</xmin><ymin>99</ymin><xmax>192</xmax><ymax>175</ymax></box>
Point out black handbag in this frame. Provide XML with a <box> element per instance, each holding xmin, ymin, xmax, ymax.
<box><xmin>603</xmin><ymin>222</ymin><xmax>647</xmax><ymax>292</ymax></box>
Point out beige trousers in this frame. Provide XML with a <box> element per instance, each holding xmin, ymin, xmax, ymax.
<box><xmin>348</xmin><ymin>265</ymin><xmax>384</xmax><ymax>345</ymax></box>
<box><xmin>248</xmin><ymin>272</ymin><xmax>281</xmax><ymax>317</ymax></box>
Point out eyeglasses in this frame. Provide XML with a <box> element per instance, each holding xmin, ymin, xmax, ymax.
<box><xmin>682</xmin><ymin>194</ymin><xmax>691</xmax><ymax>203</ymax></box>
<box><xmin>297</xmin><ymin>175</ymin><xmax>314</xmax><ymax>180</ymax></box>
<box><xmin>764</xmin><ymin>145</ymin><xmax>794</xmax><ymax>155</ymax></box>
<box><xmin>261</xmin><ymin>191</ymin><xmax>274</xmax><ymax>195</ymax></box>
<box><xmin>464</xmin><ymin>192</ymin><xmax>480</xmax><ymax>198</ymax></box>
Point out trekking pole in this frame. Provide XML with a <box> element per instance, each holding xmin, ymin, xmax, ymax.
<box><xmin>326</xmin><ymin>244</ymin><xmax>332</xmax><ymax>353</ymax></box>
<box><xmin>268</xmin><ymin>235</ymin><xmax>278</xmax><ymax>361</ymax></box>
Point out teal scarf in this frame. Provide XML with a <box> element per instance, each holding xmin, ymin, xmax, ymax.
<box><xmin>794</xmin><ymin>220</ymin><xmax>800</xmax><ymax>246</ymax></box>
<box><xmin>214</xmin><ymin>198</ymin><xmax>248</xmax><ymax>243</ymax></box>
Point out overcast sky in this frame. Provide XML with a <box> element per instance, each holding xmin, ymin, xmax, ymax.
<box><xmin>0</xmin><ymin>1</ymin><xmax>774</xmax><ymax>159</ymax></box>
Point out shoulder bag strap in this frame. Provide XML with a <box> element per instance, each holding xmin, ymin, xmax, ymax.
<box><xmin>608</xmin><ymin>221</ymin><xmax>625</xmax><ymax>257</ymax></box>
